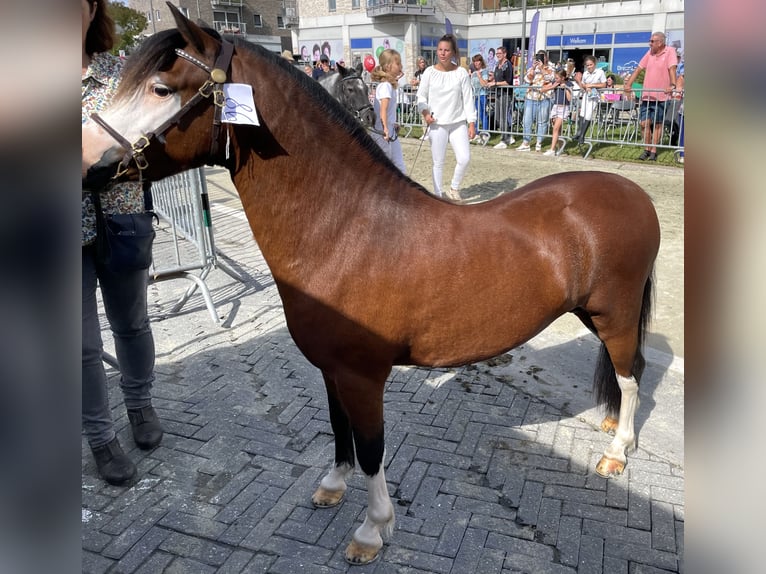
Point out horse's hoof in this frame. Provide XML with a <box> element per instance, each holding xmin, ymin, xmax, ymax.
<box><xmin>311</xmin><ymin>485</ymin><xmax>345</xmax><ymax>508</ymax></box>
<box><xmin>595</xmin><ymin>455</ymin><xmax>625</xmax><ymax>478</ymax></box>
<box><xmin>600</xmin><ymin>416</ymin><xmax>619</xmax><ymax>435</ymax></box>
<box><xmin>344</xmin><ymin>539</ymin><xmax>381</xmax><ymax>565</ymax></box>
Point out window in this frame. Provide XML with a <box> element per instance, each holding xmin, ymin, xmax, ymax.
<box><xmin>179</xmin><ymin>7</ymin><xmax>189</xmax><ymax>18</ymax></box>
<box><xmin>214</xmin><ymin>11</ymin><xmax>242</xmax><ymax>33</ymax></box>
<box><xmin>146</xmin><ymin>11</ymin><xmax>152</xmax><ymax>22</ymax></box>
<box><xmin>277</xmin><ymin>16</ymin><xmax>286</xmax><ymax>29</ymax></box>
<box><xmin>352</xmin><ymin>0</ymin><xmax>360</xmax><ymax>8</ymax></box>
<box><xmin>155</xmin><ymin>9</ymin><xmax>161</xmax><ymax>21</ymax></box>
<box><xmin>253</xmin><ymin>14</ymin><xmax>262</xmax><ymax>27</ymax></box>
<box><xmin>329</xmin><ymin>0</ymin><xmax>336</xmax><ymax>11</ymax></box>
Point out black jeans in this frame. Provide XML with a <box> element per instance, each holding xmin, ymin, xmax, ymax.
<box><xmin>82</xmin><ymin>245</ymin><xmax>155</xmax><ymax>448</ymax></box>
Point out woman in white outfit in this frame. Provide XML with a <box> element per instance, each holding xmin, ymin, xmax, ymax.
<box><xmin>370</xmin><ymin>49</ymin><xmax>406</xmax><ymax>173</ymax></box>
<box><xmin>416</xmin><ymin>34</ymin><xmax>477</xmax><ymax>200</ymax></box>
<box><xmin>572</xmin><ymin>55</ymin><xmax>607</xmax><ymax>144</ymax></box>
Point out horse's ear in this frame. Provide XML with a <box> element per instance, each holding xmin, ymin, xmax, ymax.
<box><xmin>355</xmin><ymin>63</ymin><xmax>364</xmax><ymax>76</ymax></box>
<box><xmin>336</xmin><ymin>63</ymin><xmax>348</xmax><ymax>76</ymax></box>
<box><xmin>167</xmin><ymin>1</ymin><xmax>213</xmax><ymax>55</ymax></box>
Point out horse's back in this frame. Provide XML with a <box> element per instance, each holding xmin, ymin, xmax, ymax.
<box><xmin>494</xmin><ymin>171</ymin><xmax>660</xmax><ymax>256</ymax></box>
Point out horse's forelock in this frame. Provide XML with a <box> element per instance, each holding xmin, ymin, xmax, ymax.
<box><xmin>116</xmin><ymin>28</ymin><xmax>220</xmax><ymax>101</ymax></box>
<box><xmin>116</xmin><ymin>30</ymin><xmax>185</xmax><ymax>100</ymax></box>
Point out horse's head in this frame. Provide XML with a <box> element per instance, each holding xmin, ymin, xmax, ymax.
<box><xmin>83</xmin><ymin>3</ymin><xmax>229</xmax><ymax>188</ymax></box>
<box><xmin>318</xmin><ymin>64</ymin><xmax>376</xmax><ymax>130</ymax></box>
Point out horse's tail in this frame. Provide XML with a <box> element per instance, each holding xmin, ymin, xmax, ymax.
<box><xmin>594</xmin><ymin>270</ymin><xmax>654</xmax><ymax>417</ymax></box>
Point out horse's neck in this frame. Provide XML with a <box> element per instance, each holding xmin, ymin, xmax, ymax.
<box><xmin>227</xmin><ymin>51</ymin><xmax>411</xmax><ymax>253</ymax></box>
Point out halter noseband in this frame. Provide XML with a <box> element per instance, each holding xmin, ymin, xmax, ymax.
<box><xmin>90</xmin><ymin>39</ymin><xmax>235</xmax><ymax>177</ymax></box>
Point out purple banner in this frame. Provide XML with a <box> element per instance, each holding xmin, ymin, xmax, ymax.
<box><xmin>527</xmin><ymin>11</ymin><xmax>540</xmax><ymax>69</ymax></box>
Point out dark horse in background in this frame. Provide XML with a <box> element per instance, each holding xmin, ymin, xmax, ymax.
<box><xmin>83</xmin><ymin>5</ymin><xmax>660</xmax><ymax>565</ymax></box>
<box><xmin>317</xmin><ymin>62</ymin><xmax>376</xmax><ymax>131</ymax></box>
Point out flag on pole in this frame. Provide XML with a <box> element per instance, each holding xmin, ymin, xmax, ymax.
<box><xmin>527</xmin><ymin>11</ymin><xmax>540</xmax><ymax>69</ymax></box>
<box><xmin>445</xmin><ymin>17</ymin><xmax>453</xmax><ymax>35</ymax></box>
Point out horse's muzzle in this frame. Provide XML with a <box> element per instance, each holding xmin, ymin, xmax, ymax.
<box><xmin>359</xmin><ymin>108</ymin><xmax>376</xmax><ymax>129</ymax></box>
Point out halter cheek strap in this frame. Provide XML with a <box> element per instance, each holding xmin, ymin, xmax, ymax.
<box><xmin>89</xmin><ymin>39</ymin><xmax>235</xmax><ymax>177</ymax></box>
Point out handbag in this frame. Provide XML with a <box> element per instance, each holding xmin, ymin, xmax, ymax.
<box><xmin>92</xmin><ymin>183</ymin><xmax>157</xmax><ymax>272</ymax></box>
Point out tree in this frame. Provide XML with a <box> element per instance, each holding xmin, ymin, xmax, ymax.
<box><xmin>107</xmin><ymin>1</ymin><xmax>147</xmax><ymax>55</ymax></box>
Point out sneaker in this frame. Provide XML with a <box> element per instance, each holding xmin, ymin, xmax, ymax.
<box><xmin>678</xmin><ymin>156</ymin><xmax>684</xmax><ymax>164</ymax></box>
<box><xmin>637</xmin><ymin>149</ymin><xmax>651</xmax><ymax>161</ymax></box>
<box><xmin>517</xmin><ymin>142</ymin><xmax>530</xmax><ymax>151</ymax></box>
<box><xmin>535</xmin><ymin>144</ymin><xmax>542</xmax><ymax>152</ymax></box>
<box><xmin>419</xmin><ymin>133</ymin><xmax>429</xmax><ymax>141</ymax></box>
<box><xmin>508</xmin><ymin>136</ymin><xmax>516</xmax><ymax>144</ymax></box>
<box><xmin>543</xmin><ymin>149</ymin><xmax>555</xmax><ymax>156</ymax></box>
<box><xmin>648</xmin><ymin>152</ymin><xmax>657</xmax><ymax>161</ymax></box>
<box><xmin>493</xmin><ymin>141</ymin><xmax>508</xmax><ymax>149</ymax></box>
<box><xmin>447</xmin><ymin>188</ymin><xmax>461</xmax><ymax>201</ymax></box>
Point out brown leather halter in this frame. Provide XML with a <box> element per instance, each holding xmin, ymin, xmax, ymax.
<box><xmin>90</xmin><ymin>39</ymin><xmax>235</xmax><ymax>177</ymax></box>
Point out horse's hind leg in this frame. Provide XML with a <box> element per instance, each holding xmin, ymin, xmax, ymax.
<box><xmin>573</xmin><ymin>307</ymin><xmax>626</xmax><ymax>438</ymax></box>
<box><xmin>312</xmin><ymin>372</ymin><xmax>355</xmax><ymax>508</ymax></box>
<box><xmin>590</xmin><ymin>288</ymin><xmax>652</xmax><ymax>477</ymax></box>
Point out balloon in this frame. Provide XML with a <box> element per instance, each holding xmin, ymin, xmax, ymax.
<box><xmin>376</xmin><ymin>46</ymin><xmax>384</xmax><ymax>59</ymax></box>
<box><xmin>363</xmin><ymin>54</ymin><xmax>375</xmax><ymax>72</ymax></box>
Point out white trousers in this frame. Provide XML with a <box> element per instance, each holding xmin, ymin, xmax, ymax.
<box><xmin>370</xmin><ymin>133</ymin><xmax>406</xmax><ymax>173</ymax></box>
<box><xmin>427</xmin><ymin>122</ymin><xmax>470</xmax><ymax>197</ymax></box>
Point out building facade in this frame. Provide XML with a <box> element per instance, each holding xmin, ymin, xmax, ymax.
<box><xmin>292</xmin><ymin>0</ymin><xmax>684</xmax><ymax>81</ymax></box>
<box><xmin>128</xmin><ymin>0</ymin><xmax>297</xmax><ymax>55</ymax></box>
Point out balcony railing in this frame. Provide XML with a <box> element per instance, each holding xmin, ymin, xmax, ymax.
<box><xmin>366</xmin><ymin>0</ymin><xmax>435</xmax><ymax>18</ymax></box>
<box><xmin>214</xmin><ymin>21</ymin><xmax>247</xmax><ymax>35</ymax></box>
<box><xmin>471</xmin><ymin>0</ymin><xmax>629</xmax><ymax>13</ymax></box>
<box><xmin>211</xmin><ymin>0</ymin><xmax>243</xmax><ymax>7</ymax></box>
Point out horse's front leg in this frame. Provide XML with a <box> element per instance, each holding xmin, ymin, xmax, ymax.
<box><xmin>312</xmin><ymin>374</ymin><xmax>355</xmax><ymax>507</ymax></box>
<box><xmin>596</xmin><ymin>373</ymin><xmax>639</xmax><ymax>477</ymax></box>
<box><xmin>325</xmin><ymin>369</ymin><xmax>393</xmax><ymax>565</ymax></box>
<box><xmin>345</xmin><ymin>432</ymin><xmax>394</xmax><ymax>565</ymax></box>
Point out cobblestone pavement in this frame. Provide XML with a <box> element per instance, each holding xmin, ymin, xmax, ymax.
<box><xmin>83</xmin><ymin>143</ymin><xmax>684</xmax><ymax>573</ymax></box>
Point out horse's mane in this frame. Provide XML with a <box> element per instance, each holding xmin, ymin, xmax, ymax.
<box><xmin>230</xmin><ymin>39</ymin><xmax>401</xmax><ymax>173</ymax></box>
<box><xmin>115</xmin><ymin>29</ymin><xmax>414</xmax><ymax>183</ymax></box>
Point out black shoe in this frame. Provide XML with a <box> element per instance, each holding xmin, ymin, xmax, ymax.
<box><xmin>127</xmin><ymin>405</ymin><xmax>163</xmax><ymax>450</ymax></box>
<box><xmin>91</xmin><ymin>437</ymin><xmax>137</xmax><ymax>486</ymax></box>
<box><xmin>648</xmin><ymin>152</ymin><xmax>657</xmax><ymax>161</ymax></box>
<box><xmin>638</xmin><ymin>149</ymin><xmax>651</xmax><ymax>161</ymax></box>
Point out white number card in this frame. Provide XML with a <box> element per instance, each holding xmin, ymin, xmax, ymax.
<box><xmin>221</xmin><ymin>83</ymin><xmax>259</xmax><ymax>126</ymax></box>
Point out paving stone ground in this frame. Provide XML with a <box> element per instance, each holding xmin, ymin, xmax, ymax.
<box><xmin>83</xmin><ymin>143</ymin><xmax>684</xmax><ymax>573</ymax></box>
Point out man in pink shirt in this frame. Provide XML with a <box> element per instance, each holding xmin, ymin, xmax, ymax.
<box><xmin>623</xmin><ymin>32</ymin><xmax>678</xmax><ymax>161</ymax></box>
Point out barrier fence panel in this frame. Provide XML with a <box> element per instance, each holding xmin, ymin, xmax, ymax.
<box><xmin>150</xmin><ymin>167</ymin><xmax>245</xmax><ymax>325</ymax></box>
<box><xmin>394</xmin><ymin>83</ymin><xmax>684</xmax><ymax>163</ymax></box>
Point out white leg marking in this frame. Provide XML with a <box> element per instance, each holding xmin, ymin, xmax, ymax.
<box><xmin>352</xmin><ymin>464</ymin><xmax>395</xmax><ymax>551</ymax></box>
<box><xmin>603</xmin><ymin>374</ymin><xmax>639</xmax><ymax>462</ymax></box>
<box><xmin>320</xmin><ymin>461</ymin><xmax>354</xmax><ymax>493</ymax></box>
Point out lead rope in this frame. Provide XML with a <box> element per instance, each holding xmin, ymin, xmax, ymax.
<box><xmin>408</xmin><ymin>123</ymin><xmax>430</xmax><ymax>177</ymax></box>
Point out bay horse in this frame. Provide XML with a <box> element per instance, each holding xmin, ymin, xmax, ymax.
<box><xmin>317</xmin><ymin>63</ymin><xmax>376</xmax><ymax>130</ymax></box>
<box><xmin>83</xmin><ymin>5</ymin><xmax>660</xmax><ymax>565</ymax></box>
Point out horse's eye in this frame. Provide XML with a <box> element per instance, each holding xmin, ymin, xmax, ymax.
<box><xmin>151</xmin><ymin>85</ymin><xmax>173</xmax><ymax>98</ymax></box>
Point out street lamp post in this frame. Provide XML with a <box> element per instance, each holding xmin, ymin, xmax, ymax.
<box><xmin>520</xmin><ymin>0</ymin><xmax>527</xmax><ymax>74</ymax></box>
<box><xmin>149</xmin><ymin>0</ymin><xmax>157</xmax><ymax>34</ymax></box>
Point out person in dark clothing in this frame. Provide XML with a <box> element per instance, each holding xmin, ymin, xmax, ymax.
<box><xmin>312</xmin><ymin>54</ymin><xmax>331</xmax><ymax>80</ymax></box>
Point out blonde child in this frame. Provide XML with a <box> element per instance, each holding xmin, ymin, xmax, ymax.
<box><xmin>370</xmin><ymin>49</ymin><xmax>406</xmax><ymax>172</ymax></box>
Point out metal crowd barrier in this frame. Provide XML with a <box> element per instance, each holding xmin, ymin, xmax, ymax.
<box><xmin>150</xmin><ymin>168</ymin><xmax>245</xmax><ymax>325</ymax></box>
<box><xmin>394</xmin><ymin>84</ymin><xmax>684</xmax><ymax>163</ymax></box>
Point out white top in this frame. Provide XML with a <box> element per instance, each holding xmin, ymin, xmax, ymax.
<box><xmin>373</xmin><ymin>82</ymin><xmax>397</xmax><ymax>133</ymax></box>
<box><xmin>581</xmin><ymin>68</ymin><xmax>607</xmax><ymax>90</ymax></box>
<box><xmin>416</xmin><ymin>66</ymin><xmax>477</xmax><ymax>125</ymax></box>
